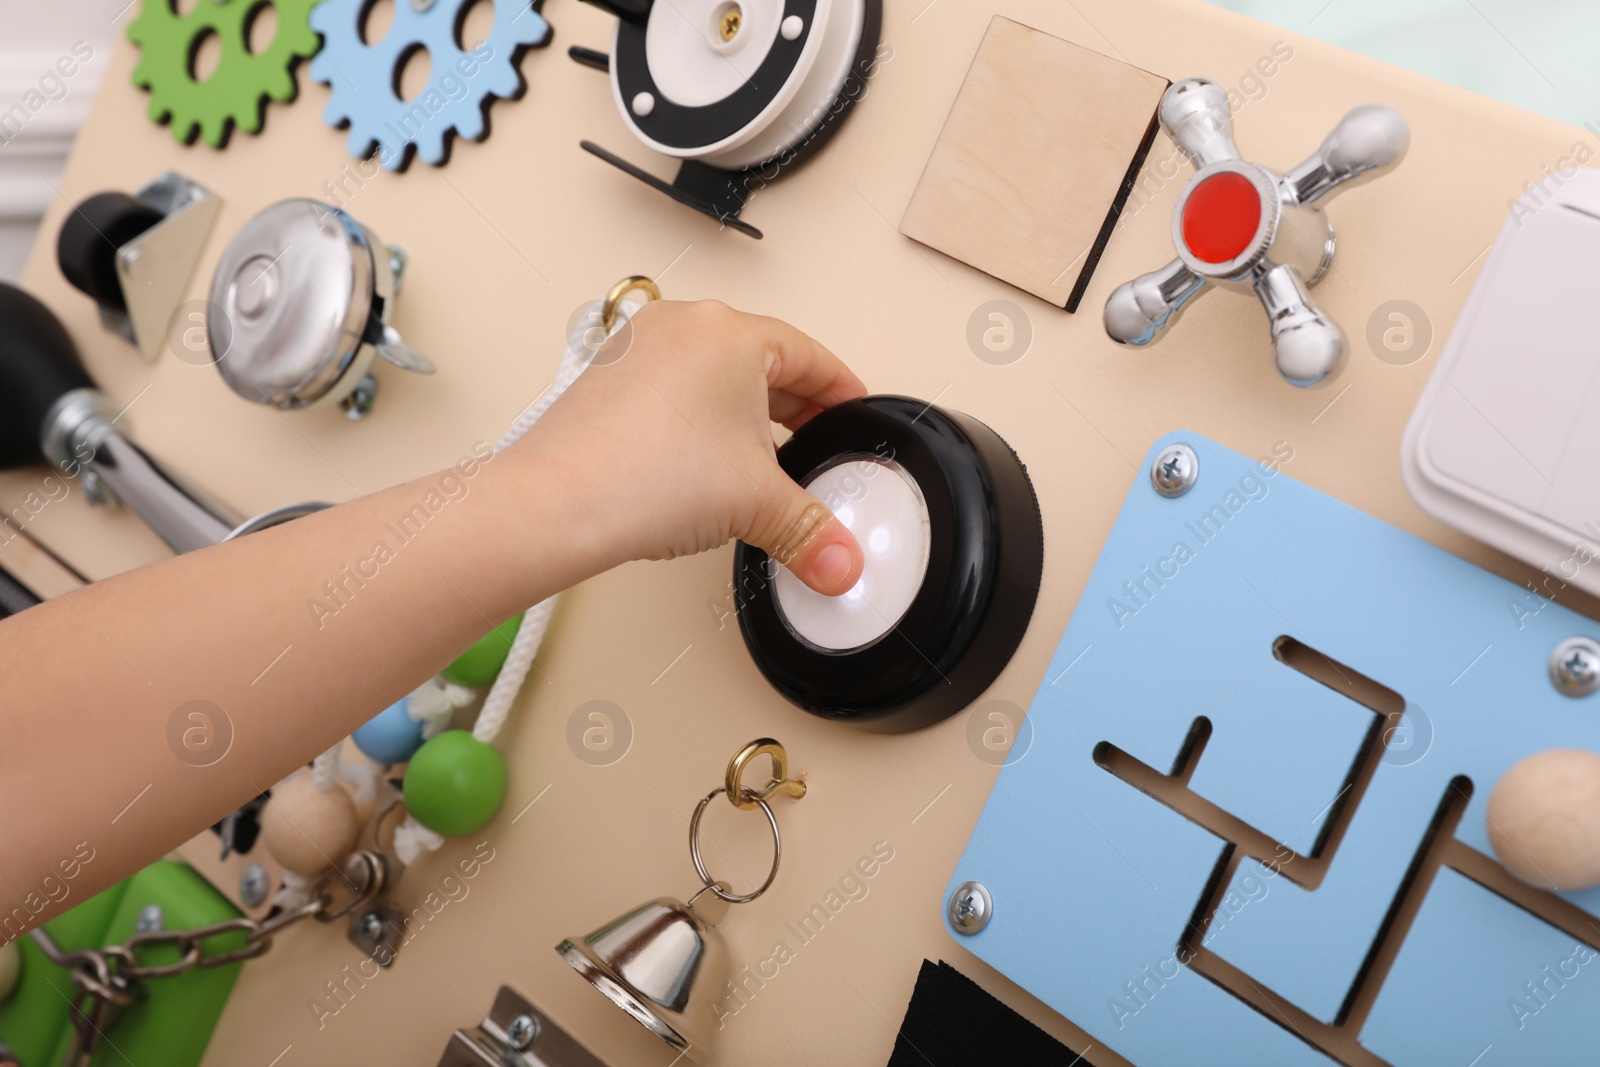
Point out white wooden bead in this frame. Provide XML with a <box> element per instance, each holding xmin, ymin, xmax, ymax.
<box><xmin>1487</xmin><ymin>748</ymin><xmax>1600</xmax><ymax>891</ymax></box>
<box><xmin>261</xmin><ymin>774</ymin><xmax>360</xmax><ymax>877</ymax></box>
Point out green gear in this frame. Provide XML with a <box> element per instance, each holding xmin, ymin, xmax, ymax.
<box><xmin>128</xmin><ymin>0</ymin><xmax>323</xmax><ymax>148</ymax></box>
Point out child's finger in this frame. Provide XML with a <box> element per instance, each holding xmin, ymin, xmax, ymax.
<box><xmin>767</xmin><ymin>390</ymin><xmax>824</xmax><ymax>432</ymax></box>
<box><xmin>747</xmin><ymin>314</ymin><xmax>867</xmax><ymax>409</ymax></box>
<box><xmin>744</xmin><ymin>479</ymin><xmax>864</xmax><ymax>596</ymax></box>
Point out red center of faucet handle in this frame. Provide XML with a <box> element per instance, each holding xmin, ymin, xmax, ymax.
<box><xmin>1180</xmin><ymin>172</ymin><xmax>1262</xmax><ymax>264</ymax></box>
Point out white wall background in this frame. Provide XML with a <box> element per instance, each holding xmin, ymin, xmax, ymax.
<box><xmin>0</xmin><ymin>0</ymin><xmax>121</xmax><ymax>282</ymax></box>
<box><xmin>1215</xmin><ymin>0</ymin><xmax>1600</xmax><ymax>131</ymax></box>
<box><xmin>0</xmin><ymin>0</ymin><xmax>1593</xmax><ymax>282</ymax></box>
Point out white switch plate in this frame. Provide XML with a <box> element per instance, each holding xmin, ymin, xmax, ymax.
<box><xmin>1402</xmin><ymin>169</ymin><xmax>1600</xmax><ymax>595</ymax></box>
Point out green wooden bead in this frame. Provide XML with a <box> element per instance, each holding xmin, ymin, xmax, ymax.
<box><xmin>403</xmin><ymin>731</ymin><xmax>506</xmax><ymax>836</ymax></box>
<box><xmin>440</xmin><ymin>613</ymin><xmax>525</xmax><ymax>687</ymax></box>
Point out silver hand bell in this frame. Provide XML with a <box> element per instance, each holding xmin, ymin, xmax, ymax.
<box><xmin>209</xmin><ymin>200</ymin><xmax>434</xmax><ymax>417</ymax></box>
<box><xmin>557</xmin><ymin>740</ymin><xmax>807</xmax><ymax>1062</ymax></box>
<box><xmin>1104</xmin><ymin>77</ymin><xmax>1409</xmax><ymax>387</ymax></box>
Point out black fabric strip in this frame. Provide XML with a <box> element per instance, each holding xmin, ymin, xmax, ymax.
<box><xmin>887</xmin><ymin>960</ymin><xmax>1104</xmax><ymax>1067</ymax></box>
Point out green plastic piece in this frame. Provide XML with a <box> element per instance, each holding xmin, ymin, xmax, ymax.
<box><xmin>403</xmin><ymin>730</ymin><xmax>507</xmax><ymax>836</ymax></box>
<box><xmin>0</xmin><ymin>862</ymin><xmax>242</xmax><ymax>1067</ymax></box>
<box><xmin>128</xmin><ymin>0</ymin><xmax>323</xmax><ymax>147</ymax></box>
<box><xmin>0</xmin><ymin>877</ymin><xmax>129</xmax><ymax>1066</ymax></box>
<box><xmin>47</xmin><ymin>861</ymin><xmax>244</xmax><ymax>1067</ymax></box>
<box><xmin>440</xmin><ymin>612</ymin><xmax>524</xmax><ymax>687</ymax></box>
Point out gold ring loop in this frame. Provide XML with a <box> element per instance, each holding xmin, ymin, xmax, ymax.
<box><xmin>725</xmin><ymin>738</ymin><xmax>806</xmax><ymax>811</ymax></box>
<box><xmin>601</xmin><ymin>275</ymin><xmax>661</xmax><ymax>331</ymax></box>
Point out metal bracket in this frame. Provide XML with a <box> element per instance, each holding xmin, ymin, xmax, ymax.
<box><xmin>345</xmin><ymin>807</ymin><xmax>408</xmax><ymax>966</ymax></box>
<box><xmin>110</xmin><ymin>172</ymin><xmax>223</xmax><ymax>361</ymax></box>
<box><xmin>579</xmin><ymin>141</ymin><xmax>763</xmax><ymax>239</ymax></box>
<box><xmin>437</xmin><ymin>987</ymin><xmax>610</xmax><ymax>1067</ymax></box>
<box><xmin>348</xmin><ymin>899</ymin><xmax>407</xmax><ymax>967</ymax></box>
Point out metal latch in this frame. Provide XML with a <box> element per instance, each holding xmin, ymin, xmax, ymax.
<box><xmin>437</xmin><ymin>986</ymin><xmax>609</xmax><ymax>1067</ymax></box>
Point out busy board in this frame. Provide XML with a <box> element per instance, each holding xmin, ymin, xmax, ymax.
<box><xmin>5</xmin><ymin>0</ymin><xmax>1600</xmax><ymax>1063</ymax></box>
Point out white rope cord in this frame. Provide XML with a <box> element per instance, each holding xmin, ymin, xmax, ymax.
<box><xmin>476</xmin><ymin>298</ymin><xmax>643</xmax><ymax>741</ymax></box>
<box><xmin>336</xmin><ymin>757</ymin><xmax>379</xmax><ymax>810</ymax></box>
<box><xmin>392</xmin><ymin>297</ymin><xmax>642</xmax><ymax>864</ymax></box>
<box><xmin>309</xmin><ymin>743</ymin><xmax>342</xmax><ymax>793</ymax></box>
<box><xmin>272</xmin><ymin>869</ymin><xmax>313</xmax><ymax>910</ymax></box>
<box><xmin>393</xmin><ymin>819</ymin><xmax>445</xmax><ymax>863</ymax></box>
<box><xmin>406</xmin><ymin>676</ymin><xmax>475</xmax><ymax>739</ymax></box>
<box><xmin>473</xmin><ymin>595</ymin><xmax>556</xmax><ymax>743</ymax></box>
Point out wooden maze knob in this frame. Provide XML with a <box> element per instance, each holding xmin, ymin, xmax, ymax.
<box><xmin>1487</xmin><ymin>749</ymin><xmax>1600</xmax><ymax>891</ymax></box>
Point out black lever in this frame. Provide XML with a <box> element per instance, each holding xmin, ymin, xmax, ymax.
<box><xmin>578</xmin><ymin>0</ymin><xmax>653</xmax><ymax>23</ymax></box>
<box><xmin>0</xmin><ymin>281</ymin><xmax>236</xmax><ymax>550</ymax></box>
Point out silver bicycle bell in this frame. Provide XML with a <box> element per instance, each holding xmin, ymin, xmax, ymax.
<box><xmin>208</xmin><ymin>199</ymin><xmax>433</xmax><ymax>418</ymax></box>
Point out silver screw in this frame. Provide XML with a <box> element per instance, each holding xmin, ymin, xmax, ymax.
<box><xmin>359</xmin><ymin>912</ymin><xmax>384</xmax><ymax>941</ymax></box>
<box><xmin>947</xmin><ymin>880</ymin><xmax>993</xmax><ymax>935</ymax></box>
<box><xmin>239</xmin><ymin>864</ymin><xmax>270</xmax><ymax>907</ymax></box>
<box><xmin>80</xmin><ymin>468</ymin><xmax>115</xmax><ymax>507</ymax></box>
<box><xmin>1551</xmin><ymin>637</ymin><xmax>1600</xmax><ymax>697</ymax></box>
<box><xmin>341</xmin><ymin>372</ymin><xmax>379</xmax><ymax>420</ymax></box>
<box><xmin>135</xmin><ymin>904</ymin><xmax>163</xmax><ymax>933</ymax></box>
<box><xmin>387</xmin><ymin>245</ymin><xmax>409</xmax><ymax>293</ymax></box>
<box><xmin>1150</xmin><ymin>443</ymin><xmax>1199</xmax><ymax>498</ymax></box>
<box><xmin>505</xmin><ymin>1013</ymin><xmax>540</xmax><ymax>1050</ymax></box>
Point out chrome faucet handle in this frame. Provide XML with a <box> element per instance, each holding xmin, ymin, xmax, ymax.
<box><xmin>1281</xmin><ymin>104</ymin><xmax>1410</xmax><ymax>207</ymax></box>
<box><xmin>1254</xmin><ymin>263</ymin><xmax>1346</xmax><ymax>386</ymax></box>
<box><xmin>1160</xmin><ymin>77</ymin><xmax>1241</xmax><ymax>170</ymax></box>
<box><xmin>1103</xmin><ymin>258</ymin><xmax>1209</xmax><ymax>346</ymax></box>
<box><xmin>1104</xmin><ymin>78</ymin><xmax>1408</xmax><ymax>388</ymax></box>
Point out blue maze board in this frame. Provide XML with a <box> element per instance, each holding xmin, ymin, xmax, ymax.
<box><xmin>946</xmin><ymin>433</ymin><xmax>1600</xmax><ymax>1066</ymax></box>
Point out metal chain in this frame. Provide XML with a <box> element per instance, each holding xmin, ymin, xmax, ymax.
<box><xmin>29</xmin><ymin>850</ymin><xmax>388</xmax><ymax>1067</ymax></box>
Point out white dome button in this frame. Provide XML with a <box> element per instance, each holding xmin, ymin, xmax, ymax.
<box><xmin>773</xmin><ymin>459</ymin><xmax>931</xmax><ymax>652</ymax></box>
<box><xmin>631</xmin><ymin>92</ymin><xmax>656</xmax><ymax>117</ymax></box>
<box><xmin>780</xmin><ymin>15</ymin><xmax>804</xmax><ymax>40</ymax></box>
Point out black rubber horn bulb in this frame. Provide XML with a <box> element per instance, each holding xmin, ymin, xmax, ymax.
<box><xmin>0</xmin><ymin>283</ymin><xmax>95</xmax><ymax>470</ymax></box>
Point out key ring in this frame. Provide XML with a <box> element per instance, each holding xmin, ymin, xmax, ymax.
<box><xmin>601</xmin><ymin>275</ymin><xmax>661</xmax><ymax>331</ymax></box>
<box><xmin>689</xmin><ymin>786</ymin><xmax>781</xmax><ymax>904</ymax></box>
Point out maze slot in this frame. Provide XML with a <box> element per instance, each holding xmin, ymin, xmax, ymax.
<box><xmin>1095</xmin><ymin>725</ymin><xmax>1313</xmax><ymax>890</ymax></box>
<box><xmin>1091</xmin><ymin>634</ymin><xmax>1514</xmax><ymax>1065</ymax></box>
<box><xmin>1440</xmin><ymin>838</ymin><xmax>1600</xmax><ymax>956</ymax></box>
<box><xmin>1099</xmin><ymin>746</ymin><xmax>1471</xmax><ymax>1066</ymax></box>
<box><xmin>1091</xmin><ymin>631</ymin><xmax>1400</xmax><ymax>894</ymax></box>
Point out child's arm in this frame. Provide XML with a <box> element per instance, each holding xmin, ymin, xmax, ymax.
<box><xmin>0</xmin><ymin>300</ymin><xmax>866</xmax><ymax>921</ymax></box>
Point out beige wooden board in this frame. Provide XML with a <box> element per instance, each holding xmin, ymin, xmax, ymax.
<box><xmin>8</xmin><ymin>0</ymin><xmax>1600</xmax><ymax>1063</ymax></box>
<box><xmin>0</xmin><ymin>527</ymin><xmax>84</xmax><ymax>602</ymax></box>
<box><xmin>899</xmin><ymin>15</ymin><xmax>1168</xmax><ymax>309</ymax></box>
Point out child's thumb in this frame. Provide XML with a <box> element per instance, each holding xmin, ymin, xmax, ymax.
<box><xmin>747</xmin><ymin>486</ymin><xmax>864</xmax><ymax>596</ymax></box>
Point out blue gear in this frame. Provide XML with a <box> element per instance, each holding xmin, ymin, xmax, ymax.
<box><xmin>309</xmin><ymin>0</ymin><xmax>552</xmax><ymax>169</ymax></box>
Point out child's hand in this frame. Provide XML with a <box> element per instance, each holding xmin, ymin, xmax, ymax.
<box><xmin>0</xmin><ymin>301</ymin><xmax>868</xmax><ymax>918</ymax></box>
<box><xmin>519</xmin><ymin>300</ymin><xmax>868</xmax><ymax>594</ymax></box>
